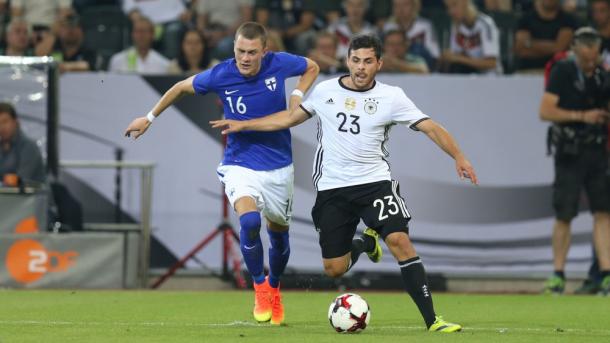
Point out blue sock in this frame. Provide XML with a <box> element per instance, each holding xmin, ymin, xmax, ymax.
<box><xmin>267</xmin><ymin>229</ymin><xmax>290</xmax><ymax>288</ymax></box>
<box><xmin>239</xmin><ymin>212</ymin><xmax>265</xmax><ymax>285</ymax></box>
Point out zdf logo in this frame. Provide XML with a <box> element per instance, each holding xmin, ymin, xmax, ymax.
<box><xmin>5</xmin><ymin>239</ymin><xmax>79</xmax><ymax>284</ymax></box>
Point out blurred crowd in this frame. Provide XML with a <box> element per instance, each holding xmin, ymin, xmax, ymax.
<box><xmin>0</xmin><ymin>0</ymin><xmax>608</xmax><ymax>75</ymax></box>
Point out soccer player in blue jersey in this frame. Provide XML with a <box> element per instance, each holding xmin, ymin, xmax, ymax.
<box><xmin>124</xmin><ymin>22</ymin><xmax>320</xmax><ymax>325</ymax></box>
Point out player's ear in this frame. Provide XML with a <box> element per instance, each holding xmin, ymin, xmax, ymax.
<box><xmin>377</xmin><ymin>57</ymin><xmax>383</xmax><ymax>71</ymax></box>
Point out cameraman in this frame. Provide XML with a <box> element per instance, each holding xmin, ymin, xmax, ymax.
<box><xmin>539</xmin><ymin>27</ymin><xmax>610</xmax><ymax>295</ymax></box>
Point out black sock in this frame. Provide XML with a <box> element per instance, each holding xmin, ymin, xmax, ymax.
<box><xmin>399</xmin><ymin>256</ymin><xmax>436</xmax><ymax>328</ymax></box>
<box><xmin>347</xmin><ymin>235</ymin><xmax>375</xmax><ymax>271</ymax></box>
<box><xmin>554</xmin><ymin>270</ymin><xmax>565</xmax><ymax>279</ymax></box>
<box><xmin>348</xmin><ymin>238</ymin><xmax>363</xmax><ymax>271</ymax></box>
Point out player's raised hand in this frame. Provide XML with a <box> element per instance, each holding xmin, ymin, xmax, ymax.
<box><xmin>124</xmin><ymin>116</ymin><xmax>151</xmax><ymax>139</ymax></box>
<box><xmin>209</xmin><ymin>119</ymin><xmax>245</xmax><ymax>135</ymax></box>
<box><xmin>455</xmin><ymin>156</ymin><xmax>478</xmax><ymax>185</ymax></box>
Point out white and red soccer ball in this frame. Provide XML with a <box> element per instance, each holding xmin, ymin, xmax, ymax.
<box><xmin>327</xmin><ymin>293</ymin><xmax>371</xmax><ymax>333</ymax></box>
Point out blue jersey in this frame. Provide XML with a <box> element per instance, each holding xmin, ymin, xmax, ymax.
<box><xmin>193</xmin><ymin>52</ymin><xmax>307</xmax><ymax>171</ymax></box>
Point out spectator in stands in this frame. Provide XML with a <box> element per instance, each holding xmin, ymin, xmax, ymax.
<box><xmin>440</xmin><ymin>0</ymin><xmax>502</xmax><ymax>74</ymax></box>
<box><xmin>383</xmin><ymin>0</ymin><xmax>440</xmax><ymax>70</ymax></box>
<box><xmin>0</xmin><ymin>102</ymin><xmax>45</xmax><ymax>184</ymax></box>
<box><xmin>195</xmin><ymin>0</ymin><xmax>253</xmax><ymax>60</ymax></box>
<box><xmin>168</xmin><ymin>29</ymin><xmax>216</xmax><ymax>75</ymax></box>
<box><xmin>255</xmin><ymin>0</ymin><xmax>317</xmax><ymax>55</ymax></box>
<box><xmin>591</xmin><ymin>0</ymin><xmax>610</xmax><ymax>68</ymax></box>
<box><xmin>0</xmin><ymin>19</ymin><xmax>34</xmax><ymax>56</ymax></box>
<box><xmin>122</xmin><ymin>0</ymin><xmax>192</xmax><ymax>59</ymax></box>
<box><xmin>381</xmin><ymin>29</ymin><xmax>429</xmax><ymax>73</ymax></box>
<box><xmin>34</xmin><ymin>14</ymin><xmax>99</xmax><ymax>71</ymax></box>
<box><xmin>10</xmin><ymin>0</ymin><xmax>73</xmax><ymax>44</ymax></box>
<box><xmin>307</xmin><ymin>31</ymin><xmax>346</xmax><ymax>74</ymax></box>
<box><xmin>327</xmin><ymin>0</ymin><xmax>377</xmax><ymax>58</ymax></box>
<box><xmin>514</xmin><ymin>0</ymin><xmax>578</xmax><ymax>72</ymax></box>
<box><xmin>539</xmin><ymin>27</ymin><xmax>610</xmax><ymax>296</ymax></box>
<box><xmin>108</xmin><ymin>17</ymin><xmax>170</xmax><ymax>74</ymax></box>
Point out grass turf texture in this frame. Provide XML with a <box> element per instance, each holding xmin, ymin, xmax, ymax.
<box><xmin>0</xmin><ymin>290</ymin><xmax>608</xmax><ymax>342</ymax></box>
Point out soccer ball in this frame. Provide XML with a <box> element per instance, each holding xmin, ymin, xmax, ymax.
<box><xmin>327</xmin><ymin>293</ymin><xmax>370</xmax><ymax>333</ymax></box>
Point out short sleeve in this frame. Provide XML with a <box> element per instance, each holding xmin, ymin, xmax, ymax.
<box><xmin>546</xmin><ymin>62</ymin><xmax>568</xmax><ymax>96</ymax></box>
<box><xmin>300</xmin><ymin>85</ymin><xmax>321</xmax><ymax>118</ymax></box>
<box><xmin>391</xmin><ymin>88</ymin><xmax>429</xmax><ymax>130</ymax></box>
<box><xmin>192</xmin><ymin>69</ymin><xmax>214</xmax><ymax>95</ymax></box>
<box><xmin>422</xmin><ymin>21</ymin><xmax>440</xmax><ymax>58</ymax></box>
<box><xmin>274</xmin><ymin>52</ymin><xmax>307</xmax><ymax>78</ymax></box>
<box><xmin>481</xmin><ymin>20</ymin><xmax>500</xmax><ymax>57</ymax></box>
<box><xmin>449</xmin><ymin>25</ymin><xmax>461</xmax><ymax>53</ymax></box>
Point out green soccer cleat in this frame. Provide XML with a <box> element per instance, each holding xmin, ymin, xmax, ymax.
<box><xmin>428</xmin><ymin>316</ymin><xmax>462</xmax><ymax>333</ymax></box>
<box><xmin>543</xmin><ymin>275</ymin><xmax>565</xmax><ymax>295</ymax></box>
<box><xmin>363</xmin><ymin>228</ymin><xmax>382</xmax><ymax>263</ymax></box>
<box><xmin>598</xmin><ymin>275</ymin><xmax>610</xmax><ymax>296</ymax></box>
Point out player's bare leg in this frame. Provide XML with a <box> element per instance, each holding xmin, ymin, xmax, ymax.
<box><xmin>235</xmin><ymin>197</ymin><xmax>271</xmax><ymax>322</ymax></box>
<box><xmin>385</xmin><ymin>232</ymin><xmax>461</xmax><ymax>333</ymax></box>
<box><xmin>545</xmin><ymin>219</ymin><xmax>571</xmax><ymax>294</ymax></box>
<box><xmin>266</xmin><ymin>219</ymin><xmax>289</xmax><ymax>325</ymax></box>
<box><xmin>322</xmin><ymin>230</ymin><xmax>383</xmax><ymax>278</ymax></box>
<box><xmin>592</xmin><ymin>212</ymin><xmax>610</xmax><ymax>295</ymax></box>
<box><xmin>322</xmin><ymin>255</ymin><xmax>351</xmax><ymax>278</ymax></box>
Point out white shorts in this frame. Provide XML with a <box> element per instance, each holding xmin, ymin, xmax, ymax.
<box><xmin>217</xmin><ymin>164</ymin><xmax>294</xmax><ymax>226</ymax></box>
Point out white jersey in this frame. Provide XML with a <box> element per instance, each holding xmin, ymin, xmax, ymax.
<box><xmin>449</xmin><ymin>13</ymin><xmax>502</xmax><ymax>74</ymax></box>
<box><xmin>301</xmin><ymin>77</ymin><xmax>429</xmax><ymax>191</ymax></box>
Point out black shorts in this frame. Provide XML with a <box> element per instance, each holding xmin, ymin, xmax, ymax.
<box><xmin>553</xmin><ymin>147</ymin><xmax>610</xmax><ymax>221</ymax></box>
<box><xmin>311</xmin><ymin>180</ymin><xmax>411</xmax><ymax>259</ymax></box>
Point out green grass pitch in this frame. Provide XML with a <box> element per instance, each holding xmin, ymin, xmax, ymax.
<box><xmin>0</xmin><ymin>290</ymin><xmax>608</xmax><ymax>342</ymax></box>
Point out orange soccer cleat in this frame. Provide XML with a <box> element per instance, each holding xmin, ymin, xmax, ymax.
<box><xmin>269</xmin><ymin>284</ymin><xmax>284</xmax><ymax>325</ymax></box>
<box><xmin>253</xmin><ymin>278</ymin><xmax>272</xmax><ymax>322</ymax></box>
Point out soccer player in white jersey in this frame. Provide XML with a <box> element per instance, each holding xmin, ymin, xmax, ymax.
<box><xmin>211</xmin><ymin>34</ymin><xmax>478</xmax><ymax>333</ymax></box>
<box><xmin>124</xmin><ymin>22</ymin><xmax>320</xmax><ymax>325</ymax></box>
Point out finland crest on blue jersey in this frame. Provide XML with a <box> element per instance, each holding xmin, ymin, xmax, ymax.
<box><xmin>265</xmin><ymin>77</ymin><xmax>277</xmax><ymax>91</ymax></box>
<box><xmin>192</xmin><ymin>52</ymin><xmax>307</xmax><ymax>171</ymax></box>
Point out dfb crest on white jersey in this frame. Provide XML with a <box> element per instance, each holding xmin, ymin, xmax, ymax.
<box><xmin>265</xmin><ymin>77</ymin><xmax>277</xmax><ymax>91</ymax></box>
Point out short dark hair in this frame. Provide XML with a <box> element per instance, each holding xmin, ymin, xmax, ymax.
<box><xmin>348</xmin><ymin>34</ymin><xmax>383</xmax><ymax>59</ymax></box>
<box><xmin>235</xmin><ymin>22</ymin><xmax>267</xmax><ymax>47</ymax></box>
<box><xmin>0</xmin><ymin>102</ymin><xmax>17</xmax><ymax>120</ymax></box>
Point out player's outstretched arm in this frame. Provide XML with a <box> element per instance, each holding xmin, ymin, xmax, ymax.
<box><xmin>210</xmin><ymin>106</ymin><xmax>311</xmax><ymax>134</ymax></box>
<box><xmin>124</xmin><ymin>75</ymin><xmax>197</xmax><ymax>139</ymax></box>
<box><xmin>415</xmin><ymin>119</ymin><xmax>478</xmax><ymax>185</ymax></box>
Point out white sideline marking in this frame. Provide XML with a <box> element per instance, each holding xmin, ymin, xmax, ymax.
<box><xmin>1</xmin><ymin>320</ymin><xmax>609</xmax><ymax>335</ymax></box>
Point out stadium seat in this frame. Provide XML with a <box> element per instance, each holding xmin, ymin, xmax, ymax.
<box><xmin>80</xmin><ymin>5</ymin><xmax>130</xmax><ymax>70</ymax></box>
